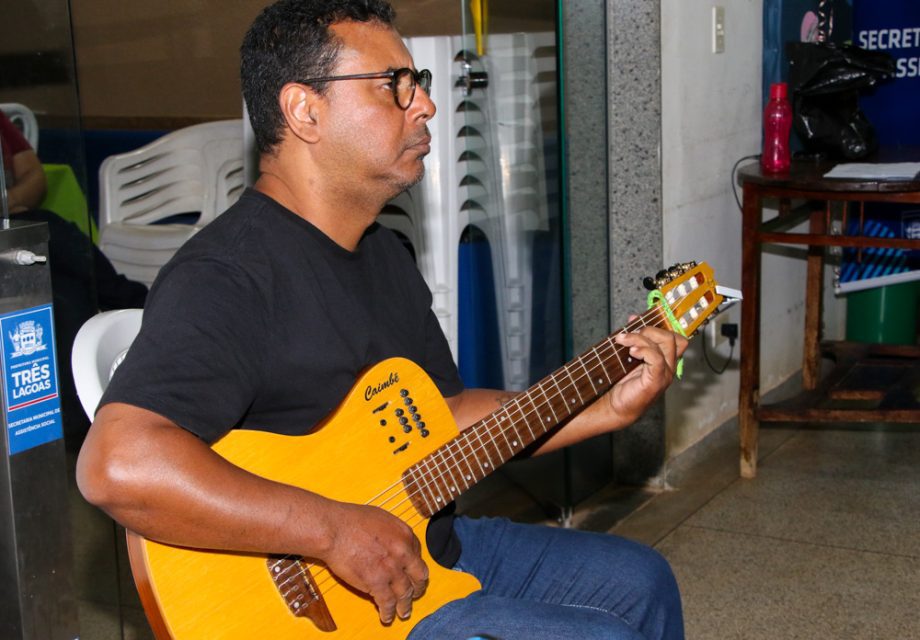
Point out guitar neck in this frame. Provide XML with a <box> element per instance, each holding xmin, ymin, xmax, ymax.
<box><xmin>403</xmin><ymin>304</ymin><xmax>670</xmax><ymax>518</ymax></box>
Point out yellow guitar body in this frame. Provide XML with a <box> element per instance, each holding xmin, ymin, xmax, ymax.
<box><xmin>127</xmin><ymin>358</ymin><xmax>481</xmax><ymax>639</ymax></box>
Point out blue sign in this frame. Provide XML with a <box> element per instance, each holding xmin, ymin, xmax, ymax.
<box><xmin>1</xmin><ymin>305</ymin><xmax>63</xmax><ymax>455</ymax></box>
<box><xmin>854</xmin><ymin>2</ymin><xmax>920</xmax><ymax>146</ymax></box>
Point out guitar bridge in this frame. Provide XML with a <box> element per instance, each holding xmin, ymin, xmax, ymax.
<box><xmin>267</xmin><ymin>556</ymin><xmax>337</xmax><ymax>632</ymax></box>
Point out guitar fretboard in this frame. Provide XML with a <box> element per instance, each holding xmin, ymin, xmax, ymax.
<box><xmin>403</xmin><ymin>304</ymin><xmax>668</xmax><ymax>518</ymax></box>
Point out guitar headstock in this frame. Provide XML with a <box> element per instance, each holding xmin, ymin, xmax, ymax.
<box><xmin>647</xmin><ymin>261</ymin><xmax>723</xmax><ymax>337</ymax></box>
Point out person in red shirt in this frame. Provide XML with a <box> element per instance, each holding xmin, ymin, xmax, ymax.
<box><xmin>0</xmin><ymin>110</ymin><xmax>47</xmax><ymax>213</ymax></box>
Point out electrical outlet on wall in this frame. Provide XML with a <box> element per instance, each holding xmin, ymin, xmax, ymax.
<box><xmin>708</xmin><ymin>314</ymin><xmax>738</xmax><ymax>349</ymax></box>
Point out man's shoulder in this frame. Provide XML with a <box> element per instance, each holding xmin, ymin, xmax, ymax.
<box><xmin>168</xmin><ymin>191</ymin><xmax>295</xmax><ymax>267</ymax></box>
<box><xmin>194</xmin><ymin>189</ymin><xmax>278</xmax><ymax>243</ymax></box>
<box><xmin>146</xmin><ymin>192</ymin><xmax>278</xmax><ymax>296</ymax></box>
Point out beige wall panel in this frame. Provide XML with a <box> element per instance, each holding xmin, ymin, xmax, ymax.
<box><xmin>72</xmin><ymin>0</ymin><xmax>268</xmax><ymax>122</ymax></box>
<box><xmin>70</xmin><ymin>0</ymin><xmax>552</xmax><ymax>124</ymax></box>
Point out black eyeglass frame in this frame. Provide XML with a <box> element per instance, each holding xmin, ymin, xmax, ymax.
<box><xmin>296</xmin><ymin>67</ymin><xmax>432</xmax><ymax>110</ymax></box>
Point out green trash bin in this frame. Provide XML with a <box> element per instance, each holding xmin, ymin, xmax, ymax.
<box><xmin>845</xmin><ymin>281</ymin><xmax>920</xmax><ymax>345</ymax></box>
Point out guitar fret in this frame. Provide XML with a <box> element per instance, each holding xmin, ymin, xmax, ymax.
<box><xmin>590</xmin><ymin>345</ymin><xmax>612</xmax><ymax>387</ymax></box>
<box><xmin>453</xmin><ymin>442</ymin><xmax>473</xmax><ymax>491</ymax></box>
<box><xmin>463</xmin><ymin>428</ymin><xmax>485</xmax><ymax>482</ymax></box>
<box><xmin>438</xmin><ymin>445</ymin><xmax>466</xmax><ymax>504</ymax></box>
<box><xmin>510</xmin><ymin>395</ymin><xmax>538</xmax><ymax>441</ymax></box>
<box><xmin>491</xmin><ymin>412</ymin><xmax>514</xmax><ymax>454</ymax></box>
<box><xmin>464</xmin><ymin>429</ymin><xmax>484</xmax><ymax>482</ymax></box>
<box><xmin>522</xmin><ymin>393</ymin><xmax>546</xmax><ymax>436</ymax></box>
<box><xmin>409</xmin><ymin>461</ymin><xmax>437</xmax><ymax>516</ymax></box>
<box><xmin>436</xmin><ymin>447</ymin><xmax>460</xmax><ymax>499</ymax></box>
<box><xmin>577</xmin><ymin>355</ymin><xmax>599</xmax><ymax>395</ymax></box>
<box><xmin>418</xmin><ymin>456</ymin><xmax>443</xmax><ymax>513</ymax></box>
<box><xmin>608</xmin><ymin>334</ymin><xmax>626</xmax><ymax>373</ymax></box>
<box><xmin>458</xmin><ymin>433</ymin><xmax>479</xmax><ymax>486</ymax></box>
<box><xmin>426</xmin><ymin>451</ymin><xmax>454</xmax><ymax>509</ymax></box>
<box><xmin>537</xmin><ymin>382</ymin><xmax>559</xmax><ymax>425</ymax></box>
<box><xmin>418</xmin><ymin>452</ymin><xmax>442</xmax><ymax>509</ymax></box>
<box><xmin>562</xmin><ymin>364</ymin><xmax>584</xmax><ymax>408</ymax></box>
<box><xmin>472</xmin><ymin>422</ymin><xmax>497</xmax><ymax>473</ymax></box>
<box><xmin>547</xmin><ymin>372</ymin><xmax>572</xmax><ymax>419</ymax></box>
<box><xmin>497</xmin><ymin>409</ymin><xmax>522</xmax><ymax>451</ymax></box>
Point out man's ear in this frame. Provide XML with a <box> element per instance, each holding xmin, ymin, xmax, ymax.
<box><xmin>278</xmin><ymin>82</ymin><xmax>322</xmax><ymax>144</ymax></box>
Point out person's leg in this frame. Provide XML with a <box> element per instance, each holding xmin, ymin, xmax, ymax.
<box><xmin>409</xmin><ymin>591</ymin><xmax>645</xmax><ymax>640</ymax></box>
<box><xmin>409</xmin><ymin>516</ymin><xmax>684</xmax><ymax>640</ymax></box>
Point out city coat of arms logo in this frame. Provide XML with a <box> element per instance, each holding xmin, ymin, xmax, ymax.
<box><xmin>8</xmin><ymin>320</ymin><xmax>46</xmax><ymax>358</ymax></box>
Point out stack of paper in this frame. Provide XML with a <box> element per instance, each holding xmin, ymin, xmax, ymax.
<box><xmin>824</xmin><ymin>162</ymin><xmax>920</xmax><ymax>180</ymax></box>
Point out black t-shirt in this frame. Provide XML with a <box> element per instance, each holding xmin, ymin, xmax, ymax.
<box><xmin>101</xmin><ymin>189</ymin><xmax>464</xmax><ymax>564</ymax></box>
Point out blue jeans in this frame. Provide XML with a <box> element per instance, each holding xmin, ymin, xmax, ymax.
<box><xmin>408</xmin><ymin>516</ymin><xmax>684</xmax><ymax>640</ymax></box>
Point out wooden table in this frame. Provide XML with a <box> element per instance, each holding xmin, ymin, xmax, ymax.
<box><xmin>738</xmin><ymin>156</ymin><xmax>920</xmax><ymax>478</ymax></box>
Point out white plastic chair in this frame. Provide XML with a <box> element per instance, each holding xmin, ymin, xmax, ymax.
<box><xmin>400</xmin><ymin>33</ymin><xmax>555</xmax><ymax>390</ymax></box>
<box><xmin>71</xmin><ymin>309</ymin><xmax>143</xmax><ymax>420</ymax></box>
<box><xmin>0</xmin><ymin>102</ymin><xmax>39</xmax><ymax>148</ymax></box>
<box><xmin>98</xmin><ymin>120</ymin><xmax>245</xmax><ymax>287</ymax></box>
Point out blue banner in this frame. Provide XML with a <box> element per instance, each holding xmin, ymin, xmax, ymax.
<box><xmin>1</xmin><ymin>304</ymin><xmax>63</xmax><ymax>455</ymax></box>
<box><xmin>855</xmin><ymin>1</ymin><xmax>920</xmax><ymax>146</ymax></box>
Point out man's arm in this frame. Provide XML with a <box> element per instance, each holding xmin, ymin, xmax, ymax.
<box><xmin>77</xmin><ymin>402</ymin><xmax>429</xmax><ymax>624</ymax></box>
<box><xmin>445</xmin><ymin>325</ymin><xmax>687</xmax><ymax>455</ymax></box>
<box><xmin>8</xmin><ymin>150</ymin><xmax>46</xmax><ymax>213</ymax></box>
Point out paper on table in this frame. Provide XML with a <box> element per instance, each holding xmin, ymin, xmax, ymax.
<box><xmin>823</xmin><ymin>162</ymin><xmax>920</xmax><ymax>180</ymax></box>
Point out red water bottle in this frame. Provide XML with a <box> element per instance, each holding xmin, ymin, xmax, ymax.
<box><xmin>761</xmin><ymin>82</ymin><xmax>792</xmax><ymax>173</ymax></box>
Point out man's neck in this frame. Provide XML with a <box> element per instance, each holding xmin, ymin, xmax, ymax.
<box><xmin>254</xmin><ymin>165</ymin><xmax>383</xmax><ymax>252</ymax></box>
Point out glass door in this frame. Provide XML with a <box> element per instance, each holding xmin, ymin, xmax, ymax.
<box><xmin>451</xmin><ymin>0</ymin><xmax>613</xmax><ymax>525</ymax></box>
<box><xmin>0</xmin><ymin>0</ymin><xmax>94</xmax><ymax>453</ymax></box>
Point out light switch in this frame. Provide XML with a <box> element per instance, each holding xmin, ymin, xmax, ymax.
<box><xmin>712</xmin><ymin>6</ymin><xmax>725</xmax><ymax>54</ymax></box>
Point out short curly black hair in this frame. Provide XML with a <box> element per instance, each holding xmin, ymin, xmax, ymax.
<box><xmin>241</xmin><ymin>0</ymin><xmax>397</xmax><ymax>154</ymax></box>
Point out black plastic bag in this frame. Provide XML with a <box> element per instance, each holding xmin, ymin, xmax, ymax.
<box><xmin>786</xmin><ymin>42</ymin><xmax>895</xmax><ymax>160</ymax></box>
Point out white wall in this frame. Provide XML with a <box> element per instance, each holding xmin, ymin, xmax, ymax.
<box><xmin>660</xmin><ymin>0</ymin><xmax>845</xmax><ymax>461</ymax></box>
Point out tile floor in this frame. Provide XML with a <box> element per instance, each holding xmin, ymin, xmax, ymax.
<box><xmin>67</xmin><ymin>420</ymin><xmax>919</xmax><ymax>639</ymax></box>
<box><xmin>613</xmin><ymin>423</ymin><xmax>920</xmax><ymax>640</ymax></box>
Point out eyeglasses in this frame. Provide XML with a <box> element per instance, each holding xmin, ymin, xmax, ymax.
<box><xmin>297</xmin><ymin>67</ymin><xmax>432</xmax><ymax>110</ymax></box>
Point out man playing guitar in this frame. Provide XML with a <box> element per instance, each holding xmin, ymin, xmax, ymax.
<box><xmin>76</xmin><ymin>2</ymin><xmax>687</xmax><ymax>638</ymax></box>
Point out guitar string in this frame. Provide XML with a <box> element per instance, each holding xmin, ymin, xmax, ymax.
<box><xmin>273</xmin><ymin>309</ymin><xmax>673</xmax><ymax>600</ymax></box>
<box><xmin>275</xmin><ymin>290</ymin><xmax>706</xmax><ymax>602</ymax></box>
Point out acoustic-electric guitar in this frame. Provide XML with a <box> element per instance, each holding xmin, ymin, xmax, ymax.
<box><xmin>127</xmin><ymin>261</ymin><xmax>724</xmax><ymax>639</ymax></box>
